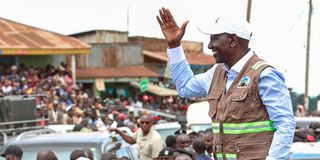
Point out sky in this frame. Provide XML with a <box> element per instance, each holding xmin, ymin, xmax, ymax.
<box><xmin>1</xmin><ymin>0</ymin><xmax>320</xmax><ymax>96</ymax></box>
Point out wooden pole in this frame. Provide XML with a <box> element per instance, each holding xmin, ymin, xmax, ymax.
<box><xmin>246</xmin><ymin>0</ymin><xmax>252</xmax><ymax>22</ymax></box>
<box><xmin>71</xmin><ymin>55</ymin><xmax>76</xmax><ymax>86</ymax></box>
<box><xmin>304</xmin><ymin>0</ymin><xmax>312</xmax><ymax>110</ymax></box>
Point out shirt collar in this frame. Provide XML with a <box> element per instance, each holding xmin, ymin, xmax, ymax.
<box><xmin>140</xmin><ymin>127</ymin><xmax>154</xmax><ymax>139</ymax></box>
<box><xmin>224</xmin><ymin>49</ymin><xmax>253</xmax><ymax>74</ymax></box>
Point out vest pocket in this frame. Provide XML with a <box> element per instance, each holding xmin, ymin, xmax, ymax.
<box><xmin>229</xmin><ymin>91</ymin><xmax>255</xmax><ymax>119</ymax></box>
<box><xmin>208</xmin><ymin>91</ymin><xmax>222</xmax><ymax>118</ymax></box>
<box><xmin>231</xmin><ymin>91</ymin><xmax>248</xmax><ymax>101</ymax></box>
<box><xmin>235</xmin><ymin>141</ymin><xmax>269</xmax><ymax>160</ymax></box>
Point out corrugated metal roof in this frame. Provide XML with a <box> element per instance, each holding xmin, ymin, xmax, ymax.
<box><xmin>143</xmin><ymin>50</ymin><xmax>215</xmax><ymax>66</ymax></box>
<box><xmin>0</xmin><ymin>17</ymin><xmax>90</xmax><ymax>55</ymax></box>
<box><xmin>77</xmin><ymin>66</ymin><xmax>160</xmax><ymax>79</ymax></box>
<box><xmin>70</xmin><ymin>29</ymin><xmax>128</xmax><ymax>37</ymax></box>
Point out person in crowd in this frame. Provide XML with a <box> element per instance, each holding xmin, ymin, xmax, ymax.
<box><xmin>83</xmin><ymin>149</ymin><xmax>93</xmax><ymax>160</ymax></box>
<box><xmin>187</xmin><ymin>131</ymin><xmax>197</xmax><ymax>145</ymax></box>
<box><xmin>115</xmin><ymin>113</ymin><xmax>126</xmax><ymax>127</ymax></box>
<box><xmin>173</xmin><ymin>148</ymin><xmax>193</xmax><ymax>160</ymax></box>
<box><xmin>8</xmin><ymin>65</ymin><xmax>21</xmax><ymax>82</ymax></box>
<box><xmin>48</xmin><ymin>100</ymin><xmax>64</xmax><ymax>124</ymax></box>
<box><xmin>101</xmin><ymin>153</ymin><xmax>116</xmax><ymax>160</ymax></box>
<box><xmin>183</xmin><ymin>147</ymin><xmax>197</xmax><ymax>160</ymax></box>
<box><xmin>109</xmin><ymin>114</ymin><xmax>164</xmax><ymax>160</ymax></box>
<box><xmin>176</xmin><ymin>134</ymin><xmax>191</xmax><ymax>148</ymax></box>
<box><xmin>70</xmin><ymin>149</ymin><xmax>90</xmax><ymax>160</ymax></box>
<box><xmin>132</xmin><ymin>96</ymin><xmax>143</xmax><ymax>112</ymax></box>
<box><xmin>295</xmin><ymin>104</ymin><xmax>306</xmax><ymax>117</ymax></box>
<box><xmin>158</xmin><ymin>147</ymin><xmax>175</xmax><ymax>160</ymax></box>
<box><xmin>0</xmin><ymin>145</ymin><xmax>23</xmax><ymax>160</ymax></box>
<box><xmin>192</xmin><ymin>138</ymin><xmax>211</xmax><ymax>160</ymax></box>
<box><xmin>174</xmin><ymin>129</ymin><xmax>186</xmax><ymax>136</ymax></box>
<box><xmin>123</xmin><ymin>111</ymin><xmax>135</xmax><ymax>126</ymax></box>
<box><xmin>165</xmin><ymin>135</ymin><xmax>177</xmax><ymax>149</ymax></box>
<box><xmin>156</xmin><ymin>7</ymin><xmax>295</xmax><ymax>159</ymax></box>
<box><xmin>2</xmin><ymin>79</ymin><xmax>13</xmax><ymax>95</ymax></box>
<box><xmin>86</xmin><ymin>109</ymin><xmax>106</xmax><ymax>131</ymax></box>
<box><xmin>175</xmin><ymin>154</ymin><xmax>192</xmax><ymax>160</ymax></box>
<box><xmin>36</xmin><ymin>149</ymin><xmax>58</xmax><ymax>160</ymax></box>
<box><xmin>196</xmin><ymin>131</ymin><xmax>205</xmax><ymax>138</ymax></box>
<box><xmin>309</xmin><ymin>122</ymin><xmax>320</xmax><ymax>131</ymax></box>
<box><xmin>203</xmin><ymin>131</ymin><xmax>213</xmax><ymax>158</ymax></box>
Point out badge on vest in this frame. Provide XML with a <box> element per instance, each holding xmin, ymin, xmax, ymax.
<box><xmin>238</xmin><ymin>76</ymin><xmax>250</xmax><ymax>88</ymax></box>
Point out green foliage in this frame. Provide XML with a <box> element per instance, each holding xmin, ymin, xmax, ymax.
<box><xmin>290</xmin><ymin>91</ymin><xmax>320</xmax><ymax>114</ymax></box>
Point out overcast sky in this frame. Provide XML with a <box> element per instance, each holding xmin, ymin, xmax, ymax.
<box><xmin>1</xmin><ymin>0</ymin><xmax>320</xmax><ymax>96</ymax></box>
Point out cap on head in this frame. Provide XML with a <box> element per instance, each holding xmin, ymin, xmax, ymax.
<box><xmin>198</xmin><ymin>16</ymin><xmax>252</xmax><ymax>40</ymax></box>
<box><xmin>1</xmin><ymin>145</ymin><xmax>23</xmax><ymax>158</ymax></box>
<box><xmin>187</xmin><ymin>130</ymin><xmax>197</xmax><ymax>135</ymax></box>
<box><xmin>11</xmin><ymin>65</ymin><xmax>17</xmax><ymax>70</ymax></box>
<box><xmin>174</xmin><ymin>129</ymin><xmax>186</xmax><ymax>135</ymax></box>
<box><xmin>158</xmin><ymin>147</ymin><xmax>174</xmax><ymax>157</ymax></box>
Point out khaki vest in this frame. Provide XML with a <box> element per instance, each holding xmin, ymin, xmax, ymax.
<box><xmin>208</xmin><ymin>54</ymin><xmax>275</xmax><ymax>160</ymax></box>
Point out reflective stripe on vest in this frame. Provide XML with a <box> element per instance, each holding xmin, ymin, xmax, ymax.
<box><xmin>215</xmin><ymin>153</ymin><xmax>236</xmax><ymax>160</ymax></box>
<box><xmin>252</xmin><ymin>61</ymin><xmax>269</xmax><ymax>70</ymax></box>
<box><xmin>212</xmin><ymin>122</ymin><xmax>220</xmax><ymax>133</ymax></box>
<box><xmin>212</xmin><ymin>120</ymin><xmax>276</xmax><ymax>134</ymax></box>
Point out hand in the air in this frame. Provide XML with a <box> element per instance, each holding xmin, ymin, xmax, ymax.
<box><xmin>156</xmin><ymin>7</ymin><xmax>189</xmax><ymax>48</ymax></box>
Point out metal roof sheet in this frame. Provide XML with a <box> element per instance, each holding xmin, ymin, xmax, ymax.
<box><xmin>0</xmin><ymin>17</ymin><xmax>90</xmax><ymax>55</ymax></box>
<box><xmin>76</xmin><ymin>66</ymin><xmax>160</xmax><ymax>79</ymax></box>
<box><xmin>143</xmin><ymin>50</ymin><xmax>215</xmax><ymax>66</ymax></box>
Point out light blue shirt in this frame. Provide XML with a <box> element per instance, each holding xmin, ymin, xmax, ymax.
<box><xmin>168</xmin><ymin>46</ymin><xmax>295</xmax><ymax>160</ymax></box>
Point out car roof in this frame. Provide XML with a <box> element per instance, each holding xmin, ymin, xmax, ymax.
<box><xmin>46</xmin><ymin>124</ymin><xmax>75</xmax><ymax>133</ymax></box>
<box><xmin>154</xmin><ymin>121</ymin><xmax>180</xmax><ymax>130</ymax></box>
<box><xmin>295</xmin><ymin>117</ymin><xmax>320</xmax><ymax>128</ymax></box>
<box><xmin>295</xmin><ymin>117</ymin><xmax>320</xmax><ymax>122</ymax></box>
<box><xmin>1</xmin><ymin>131</ymin><xmax>137</xmax><ymax>160</ymax></box>
<box><xmin>4</xmin><ymin>131</ymin><xmax>115</xmax><ymax>147</ymax></box>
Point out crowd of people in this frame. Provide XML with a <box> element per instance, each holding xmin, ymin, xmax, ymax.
<box><xmin>150</xmin><ymin>128</ymin><xmax>215</xmax><ymax>160</ymax></box>
<box><xmin>294</xmin><ymin>107</ymin><xmax>320</xmax><ymax>143</ymax></box>
<box><xmin>166</xmin><ymin>128</ymin><xmax>214</xmax><ymax>160</ymax></box>
<box><xmin>1</xmin><ymin>112</ymin><xmax>215</xmax><ymax>160</ymax></box>
<box><xmin>0</xmin><ymin>63</ymin><xmax>193</xmax><ymax>132</ymax></box>
<box><xmin>294</xmin><ymin>122</ymin><xmax>320</xmax><ymax>143</ymax></box>
<box><xmin>1</xmin><ymin>58</ymin><xmax>320</xmax><ymax>160</ymax></box>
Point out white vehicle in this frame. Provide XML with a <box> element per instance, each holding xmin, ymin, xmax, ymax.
<box><xmin>186</xmin><ymin>101</ymin><xmax>211</xmax><ymax>132</ymax></box>
<box><xmin>154</xmin><ymin>121</ymin><xmax>181</xmax><ymax>140</ymax></box>
<box><xmin>295</xmin><ymin>117</ymin><xmax>320</xmax><ymax>128</ymax></box>
<box><xmin>0</xmin><ymin>129</ymin><xmax>137</xmax><ymax>160</ymax></box>
<box><xmin>289</xmin><ymin>142</ymin><xmax>320</xmax><ymax>160</ymax></box>
<box><xmin>46</xmin><ymin>124</ymin><xmax>75</xmax><ymax>133</ymax></box>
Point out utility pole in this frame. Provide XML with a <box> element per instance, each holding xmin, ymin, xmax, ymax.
<box><xmin>305</xmin><ymin>0</ymin><xmax>312</xmax><ymax>110</ymax></box>
<box><xmin>246</xmin><ymin>0</ymin><xmax>252</xmax><ymax>22</ymax></box>
<box><xmin>127</xmin><ymin>5</ymin><xmax>130</xmax><ymax>33</ymax></box>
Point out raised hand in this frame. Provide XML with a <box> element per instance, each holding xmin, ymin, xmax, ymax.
<box><xmin>156</xmin><ymin>7</ymin><xmax>189</xmax><ymax>48</ymax></box>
